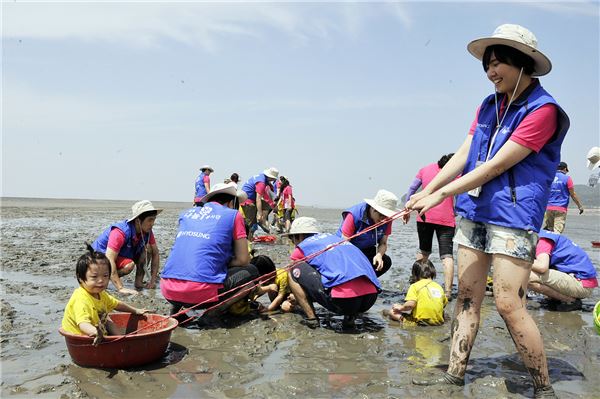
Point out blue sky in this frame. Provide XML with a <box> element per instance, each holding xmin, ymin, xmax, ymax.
<box><xmin>2</xmin><ymin>1</ymin><xmax>599</xmax><ymax>208</ymax></box>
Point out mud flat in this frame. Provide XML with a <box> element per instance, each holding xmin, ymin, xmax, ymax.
<box><xmin>1</xmin><ymin>199</ymin><xmax>599</xmax><ymax>398</ymax></box>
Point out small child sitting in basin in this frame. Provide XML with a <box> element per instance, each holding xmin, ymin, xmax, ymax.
<box><xmin>61</xmin><ymin>244</ymin><xmax>148</xmax><ymax>343</ymax></box>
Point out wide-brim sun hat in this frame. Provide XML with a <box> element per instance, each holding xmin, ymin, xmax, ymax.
<box><xmin>128</xmin><ymin>200</ymin><xmax>163</xmax><ymax>222</ymax></box>
<box><xmin>200</xmin><ymin>164</ymin><xmax>214</xmax><ymax>172</ymax></box>
<box><xmin>202</xmin><ymin>182</ymin><xmax>240</xmax><ymax>203</ymax></box>
<box><xmin>264</xmin><ymin>167</ymin><xmax>279</xmax><ymax>179</ymax></box>
<box><xmin>467</xmin><ymin>24</ymin><xmax>552</xmax><ymax>77</ymax></box>
<box><xmin>282</xmin><ymin>217</ymin><xmax>321</xmax><ymax>236</ymax></box>
<box><xmin>587</xmin><ymin>146</ymin><xmax>600</xmax><ymax>170</ymax></box>
<box><xmin>364</xmin><ymin>189</ymin><xmax>399</xmax><ymax>218</ymax></box>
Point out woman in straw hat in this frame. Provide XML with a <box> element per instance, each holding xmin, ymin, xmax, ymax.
<box><xmin>337</xmin><ymin>189</ymin><xmax>399</xmax><ymax>277</ymax></box>
<box><xmin>285</xmin><ymin>217</ymin><xmax>381</xmax><ymax>329</ymax></box>
<box><xmin>161</xmin><ymin>183</ymin><xmax>261</xmax><ymax>322</ymax></box>
<box><xmin>193</xmin><ymin>164</ymin><xmax>214</xmax><ymax>206</ymax></box>
<box><xmin>91</xmin><ymin>200</ymin><xmax>162</xmax><ymax>295</ymax></box>
<box><xmin>407</xmin><ymin>24</ymin><xmax>569</xmax><ymax>398</ymax></box>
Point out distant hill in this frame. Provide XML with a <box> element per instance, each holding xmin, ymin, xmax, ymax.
<box><xmin>572</xmin><ymin>184</ymin><xmax>600</xmax><ymax>209</ymax></box>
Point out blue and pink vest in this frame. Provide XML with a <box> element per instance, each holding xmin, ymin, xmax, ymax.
<box><xmin>242</xmin><ymin>173</ymin><xmax>272</xmax><ymax>202</ymax></box>
<box><xmin>194</xmin><ymin>171</ymin><xmax>210</xmax><ymax>201</ymax></box>
<box><xmin>161</xmin><ymin>203</ymin><xmax>238</xmax><ymax>284</ymax></box>
<box><xmin>539</xmin><ymin>230</ymin><xmax>597</xmax><ymax>281</ymax></box>
<box><xmin>546</xmin><ymin>171</ymin><xmax>571</xmax><ymax>208</ymax></box>
<box><xmin>455</xmin><ymin>81</ymin><xmax>570</xmax><ymax>232</ymax></box>
<box><xmin>336</xmin><ymin>202</ymin><xmax>389</xmax><ymax>250</ymax></box>
<box><xmin>298</xmin><ymin>233</ymin><xmax>381</xmax><ymax>290</ymax></box>
<box><xmin>92</xmin><ymin>220</ymin><xmax>149</xmax><ymax>260</ymax></box>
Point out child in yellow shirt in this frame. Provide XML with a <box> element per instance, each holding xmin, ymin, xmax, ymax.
<box><xmin>384</xmin><ymin>259</ymin><xmax>447</xmax><ymax>326</ymax></box>
<box><xmin>62</xmin><ymin>245</ymin><xmax>148</xmax><ymax>338</ymax></box>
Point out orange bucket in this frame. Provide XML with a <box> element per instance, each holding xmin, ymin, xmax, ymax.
<box><xmin>59</xmin><ymin>313</ymin><xmax>178</xmax><ymax>368</ymax></box>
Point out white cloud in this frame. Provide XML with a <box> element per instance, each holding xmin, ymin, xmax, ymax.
<box><xmin>2</xmin><ymin>2</ymin><xmax>412</xmax><ymax>50</ymax></box>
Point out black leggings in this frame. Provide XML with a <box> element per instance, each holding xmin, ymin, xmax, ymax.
<box><xmin>416</xmin><ymin>222</ymin><xmax>455</xmax><ymax>258</ymax></box>
<box><xmin>360</xmin><ymin>246</ymin><xmax>392</xmax><ymax>277</ymax></box>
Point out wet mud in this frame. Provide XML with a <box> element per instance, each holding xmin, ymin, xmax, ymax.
<box><xmin>1</xmin><ymin>198</ymin><xmax>599</xmax><ymax>398</ymax></box>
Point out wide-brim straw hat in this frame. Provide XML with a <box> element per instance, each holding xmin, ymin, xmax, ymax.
<box><xmin>587</xmin><ymin>147</ymin><xmax>600</xmax><ymax>170</ymax></box>
<box><xmin>467</xmin><ymin>24</ymin><xmax>552</xmax><ymax>77</ymax></box>
<box><xmin>128</xmin><ymin>200</ymin><xmax>163</xmax><ymax>222</ymax></box>
<box><xmin>201</xmin><ymin>182</ymin><xmax>241</xmax><ymax>203</ymax></box>
<box><xmin>200</xmin><ymin>164</ymin><xmax>214</xmax><ymax>172</ymax></box>
<box><xmin>264</xmin><ymin>167</ymin><xmax>279</xmax><ymax>179</ymax></box>
<box><xmin>282</xmin><ymin>217</ymin><xmax>320</xmax><ymax>236</ymax></box>
<box><xmin>364</xmin><ymin>189</ymin><xmax>399</xmax><ymax>218</ymax></box>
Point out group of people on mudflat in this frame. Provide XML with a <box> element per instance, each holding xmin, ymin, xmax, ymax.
<box><xmin>61</xmin><ymin>24</ymin><xmax>600</xmax><ymax>398</ymax></box>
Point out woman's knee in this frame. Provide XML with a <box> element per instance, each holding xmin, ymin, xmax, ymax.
<box><xmin>118</xmin><ymin>262</ymin><xmax>136</xmax><ymax>276</ymax></box>
<box><xmin>494</xmin><ymin>294</ymin><xmax>523</xmax><ymax>317</ymax></box>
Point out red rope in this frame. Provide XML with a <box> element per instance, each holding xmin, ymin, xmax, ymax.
<box><xmin>100</xmin><ymin>208</ymin><xmax>412</xmax><ymax>343</ymax></box>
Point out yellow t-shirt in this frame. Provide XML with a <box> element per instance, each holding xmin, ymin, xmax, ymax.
<box><xmin>61</xmin><ymin>287</ymin><xmax>119</xmax><ymax>335</ymax></box>
<box><xmin>403</xmin><ymin>279</ymin><xmax>447</xmax><ymax>326</ymax></box>
<box><xmin>274</xmin><ymin>268</ymin><xmax>290</xmax><ymax>297</ymax></box>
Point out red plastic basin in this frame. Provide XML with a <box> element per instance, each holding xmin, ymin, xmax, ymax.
<box><xmin>59</xmin><ymin>313</ymin><xmax>178</xmax><ymax>368</ymax></box>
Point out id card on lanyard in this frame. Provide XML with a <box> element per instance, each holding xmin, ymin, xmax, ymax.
<box><xmin>468</xmin><ymin>125</ymin><xmax>502</xmax><ymax>198</ymax></box>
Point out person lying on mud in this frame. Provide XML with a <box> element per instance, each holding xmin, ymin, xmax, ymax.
<box><xmin>528</xmin><ymin>230</ymin><xmax>598</xmax><ymax>311</ymax></box>
<box><xmin>226</xmin><ymin>255</ymin><xmax>279</xmax><ymax>316</ymax></box>
<box><xmin>249</xmin><ymin>256</ymin><xmax>298</xmax><ymax>313</ymax></box>
<box><xmin>406</xmin><ymin>24</ymin><xmax>569</xmax><ymax>398</ymax></box>
<box><xmin>285</xmin><ymin>217</ymin><xmax>381</xmax><ymax>329</ymax></box>
<box><xmin>383</xmin><ymin>259</ymin><xmax>447</xmax><ymax>326</ymax></box>
<box><xmin>240</xmin><ymin>167</ymin><xmax>279</xmax><ymax>241</ymax></box>
<box><xmin>160</xmin><ymin>183</ymin><xmax>261</xmax><ymax>324</ymax></box>
<box><xmin>337</xmin><ymin>189</ymin><xmax>399</xmax><ymax>277</ymax></box>
<box><xmin>91</xmin><ymin>200</ymin><xmax>162</xmax><ymax>295</ymax></box>
<box><xmin>61</xmin><ymin>245</ymin><xmax>149</xmax><ymax>343</ymax></box>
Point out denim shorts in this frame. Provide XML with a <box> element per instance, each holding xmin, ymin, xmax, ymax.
<box><xmin>454</xmin><ymin>217</ymin><xmax>538</xmax><ymax>262</ymax></box>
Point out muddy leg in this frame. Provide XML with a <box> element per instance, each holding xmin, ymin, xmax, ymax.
<box><xmin>446</xmin><ymin>245</ymin><xmax>490</xmax><ymax>378</ymax></box>
<box><xmin>442</xmin><ymin>256</ymin><xmax>454</xmax><ymax>298</ymax></box>
<box><xmin>493</xmin><ymin>254</ymin><xmax>550</xmax><ymax>389</ymax></box>
<box><xmin>287</xmin><ymin>270</ymin><xmax>316</xmax><ymax>319</ymax></box>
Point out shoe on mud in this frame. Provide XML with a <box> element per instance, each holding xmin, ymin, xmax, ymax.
<box><xmin>342</xmin><ymin>315</ymin><xmax>356</xmax><ymax>329</ymax></box>
<box><xmin>300</xmin><ymin>318</ymin><xmax>320</xmax><ymax>329</ymax></box>
<box><xmin>534</xmin><ymin>385</ymin><xmax>557</xmax><ymax>398</ymax></box>
<box><xmin>554</xmin><ymin>298</ymin><xmax>582</xmax><ymax>312</ymax></box>
<box><xmin>412</xmin><ymin>372</ymin><xmax>465</xmax><ymax>387</ymax></box>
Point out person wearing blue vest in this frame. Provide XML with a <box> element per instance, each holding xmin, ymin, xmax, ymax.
<box><xmin>407</xmin><ymin>24</ymin><xmax>570</xmax><ymax>398</ymax></box>
<box><xmin>91</xmin><ymin>200</ymin><xmax>162</xmax><ymax>296</ymax></box>
<box><xmin>285</xmin><ymin>217</ymin><xmax>381</xmax><ymax>330</ymax></box>
<box><xmin>161</xmin><ymin>183</ymin><xmax>261</xmax><ymax>323</ymax></box>
<box><xmin>240</xmin><ymin>167</ymin><xmax>279</xmax><ymax>240</ymax></box>
<box><xmin>528</xmin><ymin>230</ymin><xmax>597</xmax><ymax>310</ymax></box>
<box><xmin>542</xmin><ymin>162</ymin><xmax>584</xmax><ymax>234</ymax></box>
<box><xmin>193</xmin><ymin>164</ymin><xmax>213</xmax><ymax>205</ymax></box>
<box><xmin>337</xmin><ymin>190</ymin><xmax>399</xmax><ymax>277</ymax></box>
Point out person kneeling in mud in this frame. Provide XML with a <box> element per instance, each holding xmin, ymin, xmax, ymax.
<box><xmin>91</xmin><ymin>200</ymin><xmax>162</xmax><ymax>295</ymax></box>
<box><xmin>528</xmin><ymin>230</ymin><xmax>597</xmax><ymax>311</ymax></box>
<box><xmin>383</xmin><ymin>259</ymin><xmax>448</xmax><ymax>326</ymax></box>
<box><xmin>62</xmin><ymin>245</ymin><xmax>149</xmax><ymax>343</ymax></box>
<box><xmin>249</xmin><ymin>256</ymin><xmax>298</xmax><ymax>313</ymax></box>
<box><xmin>285</xmin><ymin>217</ymin><xmax>381</xmax><ymax>329</ymax></box>
<box><xmin>229</xmin><ymin>255</ymin><xmax>302</xmax><ymax>316</ymax></box>
<box><xmin>160</xmin><ymin>183</ymin><xmax>260</xmax><ymax>324</ymax></box>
